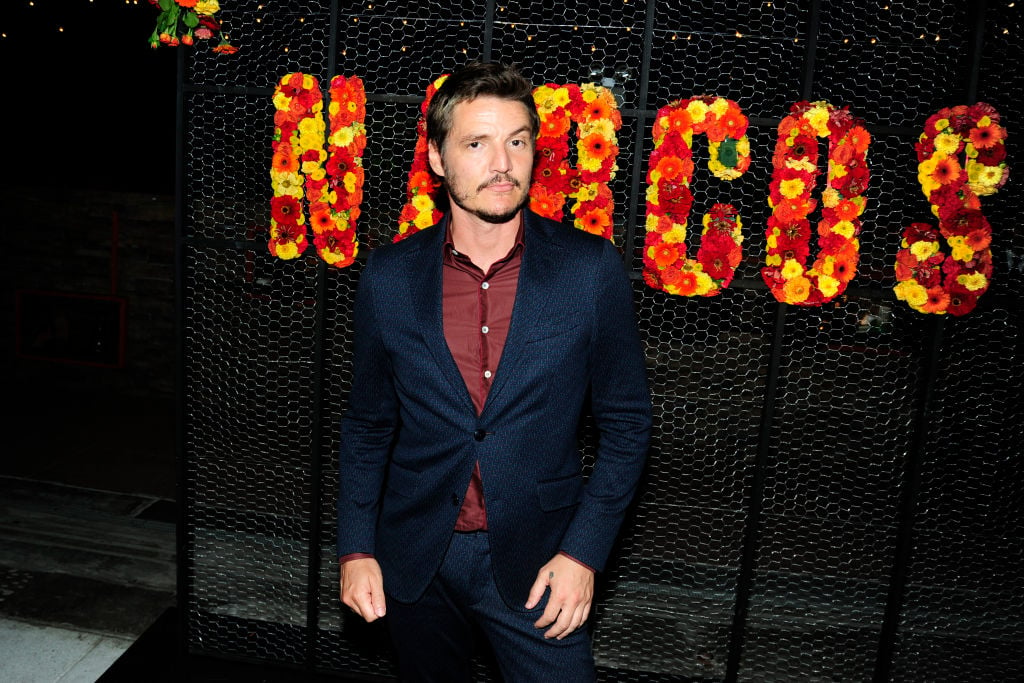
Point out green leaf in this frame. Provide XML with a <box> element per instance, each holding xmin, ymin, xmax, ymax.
<box><xmin>718</xmin><ymin>138</ymin><xmax>739</xmax><ymax>168</ymax></box>
<box><xmin>158</xmin><ymin>0</ymin><xmax>174</xmax><ymax>10</ymax></box>
<box><xmin>183</xmin><ymin>10</ymin><xmax>199</xmax><ymax>28</ymax></box>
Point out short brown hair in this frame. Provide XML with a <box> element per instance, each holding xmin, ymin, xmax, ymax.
<box><xmin>425</xmin><ymin>61</ymin><xmax>540</xmax><ymax>154</ymax></box>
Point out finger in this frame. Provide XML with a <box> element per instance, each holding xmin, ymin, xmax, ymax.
<box><xmin>544</xmin><ymin>604</ymin><xmax>575</xmax><ymax>639</ymax></box>
<box><xmin>370</xmin><ymin>580</ymin><xmax>387</xmax><ymax>618</ymax></box>
<box><xmin>524</xmin><ymin>573</ymin><xmax>549</xmax><ymax>610</ymax></box>
<box><xmin>536</xmin><ymin>598</ymin><xmax>563</xmax><ymax>631</ymax></box>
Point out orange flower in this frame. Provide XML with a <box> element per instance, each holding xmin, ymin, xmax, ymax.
<box><xmin>309</xmin><ymin>208</ymin><xmax>335</xmax><ymax>234</ymax></box>
<box><xmin>581</xmin><ymin>133</ymin><xmax>614</xmax><ymax>162</ymax></box>
<box><xmin>782</xmin><ymin>275</ymin><xmax>811</xmax><ymax>303</ymax></box>
<box><xmin>847</xmin><ymin>127</ymin><xmax>871</xmax><ymax>154</ymax></box>
<box><xmin>964</xmin><ymin>229</ymin><xmax>992</xmax><ymax>252</ymax></box>
<box><xmin>930</xmin><ymin>157</ymin><xmax>962</xmax><ymax>186</ymax></box>
<box><xmin>272</xmin><ymin>149</ymin><xmax>299</xmax><ymax>174</ymax></box>
<box><xmin>675</xmin><ymin>271</ymin><xmax>699</xmax><ymax>296</ymax></box>
<box><xmin>651</xmin><ymin>242</ymin><xmax>680</xmax><ymax>268</ymax></box>
<box><xmin>833</xmin><ymin>199</ymin><xmax>861</xmax><ymax>222</ymax></box>
<box><xmin>969</xmin><ymin>123</ymin><xmax>1005</xmax><ymax>150</ymax></box>
<box><xmin>540</xmin><ymin>114</ymin><xmax>571</xmax><ymax>138</ymax></box>
<box><xmin>584</xmin><ymin>97</ymin><xmax>612</xmax><ymax>122</ymax></box>
<box><xmin>922</xmin><ymin>286</ymin><xmax>950</xmax><ymax>313</ymax></box>
<box><xmin>579</xmin><ymin>208</ymin><xmax>611</xmax><ymax>236</ymax></box>
<box><xmin>664</xmin><ymin>107</ymin><xmax>693</xmax><ymax>136</ymax></box>
<box><xmin>654</xmin><ymin>155</ymin><xmax>685</xmax><ymax>181</ymax></box>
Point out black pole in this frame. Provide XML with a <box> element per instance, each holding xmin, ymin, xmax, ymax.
<box><xmin>173</xmin><ymin>43</ymin><xmax>190</xmax><ymax>676</ymax></box>
<box><xmin>723</xmin><ymin>301</ymin><xmax>789</xmax><ymax>681</ymax></box>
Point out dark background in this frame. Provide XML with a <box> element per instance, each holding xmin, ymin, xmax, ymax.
<box><xmin>0</xmin><ymin>0</ymin><xmax>178</xmax><ymax>194</ymax></box>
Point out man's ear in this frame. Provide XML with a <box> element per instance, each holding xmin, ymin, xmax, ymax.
<box><xmin>427</xmin><ymin>141</ymin><xmax>445</xmax><ymax>178</ymax></box>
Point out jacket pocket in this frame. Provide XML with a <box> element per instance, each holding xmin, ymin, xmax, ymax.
<box><xmin>385</xmin><ymin>461</ymin><xmax>420</xmax><ymax>498</ymax></box>
<box><xmin>536</xmin><ymin>474</ymin><xmax>583</xmax><ymax>512</ymax></box>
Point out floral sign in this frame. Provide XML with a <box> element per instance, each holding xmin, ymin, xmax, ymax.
<box><xmin>264</xmin><ymin>71</ymin><xmax>1010</xmax><ymax>318</ymax></box>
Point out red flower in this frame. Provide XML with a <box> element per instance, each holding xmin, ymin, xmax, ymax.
<box><xmin>271</xmin><ymin>196</ymin><xmax>302</xmax><ymax>225</ymax></box>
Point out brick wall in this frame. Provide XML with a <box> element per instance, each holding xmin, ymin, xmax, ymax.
<box><xmin>4</xmin><ymin>186</ymin><xmax>176</xmax><ymax>400</ymax></box>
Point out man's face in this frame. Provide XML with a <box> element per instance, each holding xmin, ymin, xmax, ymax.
<box><xmin>428</xmin><ymin>96</ymin><xmax>535</xmax><ymax>225</ymax></box>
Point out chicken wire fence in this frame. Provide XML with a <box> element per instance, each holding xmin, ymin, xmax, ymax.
<box><xmin>179</xmin><ymin>1</ymin><xmax>1023</xmax><ymax>680</ymax></box>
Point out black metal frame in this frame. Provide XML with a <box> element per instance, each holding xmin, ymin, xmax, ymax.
<box><xmin>174</xmin><ymin>2</ymin><xmax>1019</xmax><ymax>680</ymax></box>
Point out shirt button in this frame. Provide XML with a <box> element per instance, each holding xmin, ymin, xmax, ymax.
<box><xmin>481</xmin><ymin>326</ymin><xmax>489</xmax><ymax>334</ymax></box>
<box><xmin>481</xmin><ymin>282</ymin><xmax>490</xmax><ymax>290</ymax></box>
<box><xmin>483</xmin><ymin>370</ymin><xmax>492</xmax><ymax>379</ymax></box>
<box><xmin>474</xmin><ymin>429</ymin><xmax>487</xmax><ymax>441</ymax></box>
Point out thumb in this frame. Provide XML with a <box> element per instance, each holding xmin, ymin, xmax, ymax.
<box><xmin>524</xmin><ymin>569</ymin><xmax>551</xmax><ymax>609</ymax></box>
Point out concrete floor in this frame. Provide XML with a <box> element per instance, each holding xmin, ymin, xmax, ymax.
<box><xmin>1</xmin><ymin>390</ymin><xmax>177</xmax><ymax>682</ymax></box>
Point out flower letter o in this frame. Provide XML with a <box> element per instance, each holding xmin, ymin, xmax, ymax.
<box><xmin>761</xmin><ymin>101</ymin><xmax>870</xmax><ymax>306</ymax></box>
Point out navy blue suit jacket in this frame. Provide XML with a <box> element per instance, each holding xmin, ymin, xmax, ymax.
<box><xmin>337</xmin><ymin>209</ymin><xmax>651</xmax><ymax>608</ymax></box>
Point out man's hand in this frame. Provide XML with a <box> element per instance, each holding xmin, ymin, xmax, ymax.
<box><xmin>340</xmin><ymin>557</ymin><xmax>387</xmax><ymax>622</ymax></box>
<box><xmin>525</xmin><ymin>553</ymin><xmax>595</xmax><ymax>639</ymax></box>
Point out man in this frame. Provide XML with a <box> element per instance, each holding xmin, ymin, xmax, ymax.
<box><xmin>337</xmin><ymin>61</ymin><xmax>651</xmax><ymax>682</ymax></box>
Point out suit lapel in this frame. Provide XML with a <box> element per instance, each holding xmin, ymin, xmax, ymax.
<box><xmin>404</xmin><ymin>220</ymin><xmax>477</xmax><ymax>413</ymax></box>
<box><xmin>481</xmin><ymin>213</ymin><xmax>561</xmax><ymax>418</ymax></box>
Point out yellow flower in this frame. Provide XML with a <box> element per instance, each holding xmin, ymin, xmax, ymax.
<box><xmin>273</xmin><ymin>172</ymin><xmax>305</xmax><ymax>198</ymax></box>
<box><xmin>781</xmin><ymin>258</ymin><xmax>804</xmax><ymax>279</ymax></box>
<box><xmin>552</xmin><ymin>87</ymin><xmax>571</xmax><ymax>108</ymax></box>
<box><xmin>331</xmin><ymin>126</ymin><xmax>355</xmax><ymax>147</ymax></box>
<box><xmin>306</xmin><ymin>166</ymin><xmax>326</xmax><ymax>182</ymax></box>
<box><xmin>343</xmin><ymin>171</ymin><xmax>358</xmax><ymax>193</ymax></box>
<box><xmin>817</xmin><ymin>274</ymin><xmax>840</xmax><ymax>299</ymax></box>
<box><xmin>947</xmin><ymin>235</ymin><xmax>974</xmax><ymax>262</ymax></box>
<box><xmin>414</xmin><ymin>210</ymin><xmax>435</xmax><ymax>229</ymax></box>
<box><xmin>978</xmin><ymin>115</ymin><xmax>991</xmax><ymax>127</ymax></box>
<box><xmin>821</xmin><ymin>187</ymin><xmax>841</xmax><ymax>208</ymax></box>
<box><xmin>662</xmin><ymin>224</ymin><xmax>688</xmax><ymax>244</ymax></box>
<box><xmin>645</xmin><ymin>213</ymin><xmax>660</xmax><ymax>231</ymax></box>
<box><xmin>894</xmin><ymin>280</ymin><xmax>928</xmax><ymax>307</ymax></box>
<box><xmin>737</xmin><ymin>137</ymin><xmax>750</xmax><ymax>156</ymax></box>
<box><xmin>909</xmin><ymin>239</ymin><xmax>939</xmax><ymax>261</ymax></box>
<box><xmin>646</xmin><ymin>184</ymin><xmax>659</xmax><ymax>204</ymax></box>
<box><xmin>806</xmin><ymin>106</ymin><xmax>830</xmax><ymax>137</ymax></box>
<box><xmin>957</xmin><ymin>272</ymin><xmax>988</xmax><ymax>291</ymax></box>
<box><xmin>709</xmin><ymin>98</ymin><xmax>730</xmax><ymax>117</ymax></box>
<box><xmin>694</xmin><ymin>271</ymin><xmax>715</xmax><ymax>295</ymax></box>
<box><xmin>195</xmin><ymin>0</ymin><xmax>220</xmax><ymax>14</ymax></box>
<box><xmin>585</xmin><ymin>119</ymin><xmax>617</xmax><ymax>140</ymax></box>
<box><xmin>274</xmin><ymin>241</ymin><xmax>300</xmax><ymax>260</ymax></box>
<box><xmin>933</xmin><ymin>132</ymin><xmax>961</xmax><ymax>156</ymax></box>
<box><xmin>302</xmin><ymin>74</ymin><xmax>315</xmax><ymax>90</ymax></box>
<box><xmin>412</xmin><ymin>194</ymin><xmax>435</xmax><ymax>212</ymax></box>
<box><xmin>969</xmin><ymin>164</ymin><xmax>1004</xmax><ymax>195</ymax></box>
<box><xmin>273</xmin><ymin>92</ymin><xmax>292</xmax><ymax>111</ymax></box>
<box><xmin>785</xmin><ymin>157</ymin><xmax>817</xmax><ymax>173</ymax></box>
<box><xmin>831</xmin><ymin>220</ymin><xmax>856</xmax><ymax>239</ymax></box>
<box><xmin>829</xmin><ymin>162</ymin><xmax>848</xmax><ymax>180</ymax></box>
<box><xmin>934</xmin><ymin>118</ymin><xmax>949</xmax><ymax>132</ymax></box>
<box><xmin>575</xmin><ymin>183</ymin><xmax>599</xmax><ymax>202</ymax></box>
<box><xmin>779</xmin><ymin>178</ymin><xmax>806</xmax><ymax>199</ymax></box>
<box><xmin>533</xmin><ymin>86</ymin><xmax>558</xmax><ymax>115</ymax></box>
<box><xmin>686</xmin><ymin>99</ymin><xmax>709</xmax><ymax>123</ymax></box>
<box><xmin>766</xmin><ymin>233</ymin><xmax>778</xmax><ymax>249</ymax></box>
<box><xmin>766</xmin><ymin>253</ymin><xmax>782</xmax><ymax>267</ymax></box>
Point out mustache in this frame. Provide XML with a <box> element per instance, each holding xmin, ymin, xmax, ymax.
<box><xmin>477</xmin><ymin>174</ymin><xmax>521</xmax><ymax>191</ymax></box>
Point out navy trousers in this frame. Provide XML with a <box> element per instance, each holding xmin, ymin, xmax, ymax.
<box><xmin>385</xmin><ymin>530</ymin><xmax>597</xmax><ymax>682</ymax></box>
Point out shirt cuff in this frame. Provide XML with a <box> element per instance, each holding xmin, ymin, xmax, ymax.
<box><xmin>339</xmin><ymin>552</ymin><xmax>375</xmax><ymax>566</ymax></box>
<box><xmin>558</xmin><ymin>551</ymin><xmax>595</xmax><ymax>573</ymax></box>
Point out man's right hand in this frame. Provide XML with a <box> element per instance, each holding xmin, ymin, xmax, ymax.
<box><xmin>340</xmin><ymin>557</ymin><xmax>387</xmax><ymax>622</ymax></box>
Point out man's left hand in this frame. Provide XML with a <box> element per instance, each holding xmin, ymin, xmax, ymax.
<box><xmin>526</xmin><ymin>553</ymin><xmax>595</xmax><ymax>639</ymax></box>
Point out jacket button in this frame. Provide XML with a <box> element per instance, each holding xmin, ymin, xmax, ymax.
<box><xmin>474</xmin><ymin>429</ymin><xmax>486</xmax><ymax>441</ymax></box>
<box><xmin>451</xmin><ymin>494</ymin><xmax>460</xmax><ymax>506</ymax></box>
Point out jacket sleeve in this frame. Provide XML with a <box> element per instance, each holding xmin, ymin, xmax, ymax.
<box><xmin>559</xmin><ymin>239</ymin><xmax>652</xmax><ymax>571</ymax></box>
<box><xmin>336</xmin><ymin>253</ymin><xmax>397</xmax><ymax>558</ymax></box>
